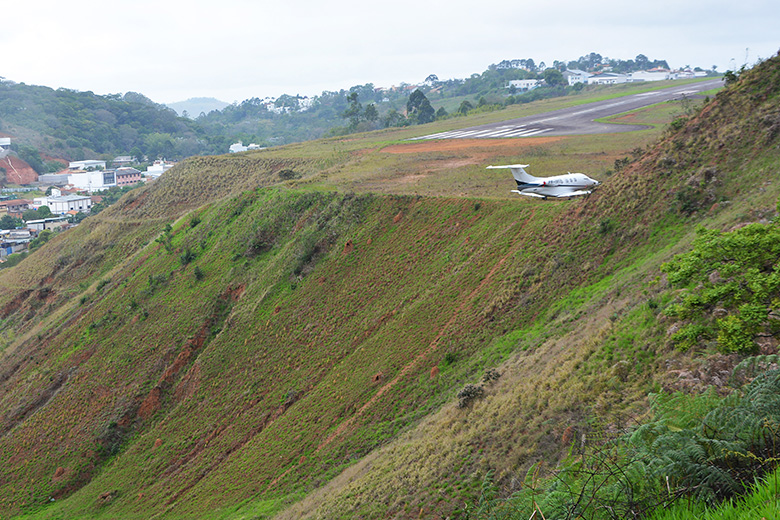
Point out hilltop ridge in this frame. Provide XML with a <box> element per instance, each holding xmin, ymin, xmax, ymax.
<box><xmin>0</xmin><ymin>53</ymin><xmax>778</xmax><ymax>519</ymax></box>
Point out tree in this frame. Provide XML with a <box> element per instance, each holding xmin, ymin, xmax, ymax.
<box><xmin>424</xmin><ymin>74</ymin><xmax>439</xmax><ymax>86</ymax></box>
<box><xmin>363</xmin><ymin>103</ymin><xmax>378</xmax><ymax>123</ymax></box>
<box><xmin>22</xmin><ymin>206</ymin><xmax>52</xmax><ymax>221</ymax></box>
<box><xmin>542</xmin><ymin>68</ymin><xmax>565</xmax><ymax>86</ymax></box>
<box><xmin>382</xmin><ymin>109</ymin><xmax>407</xmax><ymax>128</ymax></box>
<box><xmin>341</xmin><ymin>92</ymin><xmax>363</xmax><ymax>128</ymax></box>
<box><xmin>457</xmin><ymin>100</ymin><xmax>473</xmax><ymax>116</ymax></box>
<box><xmin>406</xmin><ymin>89</ymin><xmax>435</xmax><ymax>124</ymax></box>
<box><xmin>0</xmin><ymin>215</ymin><xmax>22</xmax><ymax>230</ymax></box>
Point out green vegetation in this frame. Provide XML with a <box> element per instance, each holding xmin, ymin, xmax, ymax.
<box><xmin>1</xmin><ymin>52</ymin><xmax>716</xmax><ymax>170</ymax></box>
<box><xmin>0</xmin><ymin>52</ymin><xmax>774</xmax><ymax>520</ymax></box>
<box><xmin>663</xmin><ymin>223</ymin><xmax>780</xmax><ymax>353</ymax></box>
<box><xmin>462</xmin><ymin>368</ymin><xmax>780</xmax><ymax>519</ymax></box>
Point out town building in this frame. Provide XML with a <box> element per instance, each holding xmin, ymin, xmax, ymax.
<box><xmin>0</xmin><ymin>138</ymin><xmax>11</xmax><ymax>160</ymax></box>
<box><xmin>0</xmin><ymin>229</ymin><xmax>32</xmax><ymax>258</ymax></box>
<box><xmin>112</xmin><ymin>156</ymin><xmax>135</xmax><ymax>167</ymax></box>
<box><xmin>116</xmin><ymin>167</ymin><xmax>142</xmax><ymax>186</ymax></box>
<box><xmin>68</xmin><ymin>170</ymin><xmax>117</xmax><ymax>192</ymax></box>
<box><xmin>25</xmin><ymin>216</ymin><xmax>70</xmax><ymax>232</ymax></box>
<box><xmin>45</xmin><ymin>194</ymin><xmax>93</xmax><ymax>214</ymax></box>
<box><xmin>68</xmin><ymin>159</ymin><xmax>107</xmax><ymax>171</ymax></box>
<box><xmin>630</xmin><ymin>70</ymin><xmax>670</xmax><ymax>82</ymax></box>
<box><xmin>144</xmin><ymin>160</ymin><xmax>175</xmax><ymax>178</ymax></box>
<box><xmin>587</xmin><ymin>73</ymin><xmax>630</xmax><ymax>85</ymax></box>
<box><xmin>37</xmin><ymin>173</ymin><xmax>70</xmax><ymax>185</ymax></box>
<box><xmin>0</xmin><ymin>199</ymin><xmax>31</xmax><ymax>217</ymax></box>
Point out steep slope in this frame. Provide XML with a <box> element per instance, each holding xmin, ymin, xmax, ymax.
<box><xmin>0</xmin><ymin>154</ymin><xmax>38</xmax><ymax>185</ymax></box>
<box><xmin>0</xmin><ymin>55</ymin><xmax>777</xmax><ymax>519</ymax></box>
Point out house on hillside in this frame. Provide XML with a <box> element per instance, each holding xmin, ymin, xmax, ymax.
<box><xmin>0</xmin><ymin>199</ymin><xmax>31</xmax><ymax>217</ymax></box>
<box><xmin>563</xmin><ymin>69</ymin><xmax>592</xmax><ymax>85</ymax></box>
<box><xmin>68</xmin><ymin>159</ymin><xmax>106</xmax><ymax>171</ymax></box>
<box><xmin>112</xmin><ymin>156</ymin><xmax>134</xmax><ymax>167</ymax></box>
<box><xmin>508</xmin><ymin>79</ymin><xmax>541</xmax><ymax>92</ymax></box>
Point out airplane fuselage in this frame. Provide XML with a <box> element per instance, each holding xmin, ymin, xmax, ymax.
<box><xmin>487</xmin><ymin>164</ymin><xmax>600</xmax><ymax>199</ymax></box>
<box><xmin>512</xmin><ymin>172</ymin><xmax>598</xmax><ymax>198</ymax></box>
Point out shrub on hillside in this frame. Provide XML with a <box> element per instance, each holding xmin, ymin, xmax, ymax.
<box><xmin>457</xmin><ymin>384</ymin><xmax>484</xmax><ymax>408</ymax></box>
<box><xmin>662</xmin><ymin>222</ymin><xmax>780</xmax><ymax>353</ymax></box>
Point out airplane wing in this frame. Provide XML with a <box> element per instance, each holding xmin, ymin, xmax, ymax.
<box><xmin>487</xmin><ymin>164</ymin><xmax>530</xmax><ymax>169</ymax></box>
<box><xmin>513</xmin><ymin>190</ymin><xmax>547</xmax><ymax>199</ymax></box>
<box><xmin>554</xmin><ymin>190</ymin><xmax>592</xmax><ymax>198</ymax></box>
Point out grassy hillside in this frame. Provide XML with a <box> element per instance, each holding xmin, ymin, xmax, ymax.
<box><xmin>0</xmin><ymin>55</ymin><xmax>778</xmax><ymax>519</ymax></box>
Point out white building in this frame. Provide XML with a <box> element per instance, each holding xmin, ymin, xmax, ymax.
<box><xmin>0</xmin><ymin>137</ymin><xmax>10</xmax><ymax>159</ymax></box>
<box><xmin>587</xmin><ymin>73</ymin><xmax>630</xmax><ymax>85</ymax></box>
<box><xmin>145</xmin><ymin>160</ymin><xmax>175</xmax><ymax>178</ymax></box>
<box><xmin>508</xmin><ymin>79</ymin><xmax>541</xmax><ymax>91</ymax></box>
<box><xmin>563</xmin><ymin>69</ymin><xmax>592</xmax><ymax>85</ymax></box>
<box><xmin>45</xmin><ymin>195</ymin><xmax>93</xmax><ymax>214</ymax></box>
<box><xmin>68</xmin><ymin>170</ymin><xmax>116</xmax><ymax>192</ymax></box>
<box><xmin>630</xmin><ymin>70</ymin><xmax>670</xmax><ymax>82</ymax></box>
<box><xmin>229</xmin><ymin>142</ymin><xmax>263</xmax><ymax>153</ymax></box>
<box><xmin>68</xmin><ymin>159</ymin><xmax>107</xmax><ymax>171</ymax></box>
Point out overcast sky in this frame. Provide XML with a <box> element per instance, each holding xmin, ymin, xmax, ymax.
<box><xmin>3</xmin><ymin>0</ymin><xmax>778</xmax><ymax>105</ymax></box>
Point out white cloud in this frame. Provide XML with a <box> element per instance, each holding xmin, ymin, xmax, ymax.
<box><xmin>2</xmin><ymin>0</ymin><xmax>777</xmax><ymax>103</ymax></box>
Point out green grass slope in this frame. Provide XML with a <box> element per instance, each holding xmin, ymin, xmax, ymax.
<box><xmin>0</xmin><ymin>55</ymin><xmax>778</xmax><ymax>519</ymax></box>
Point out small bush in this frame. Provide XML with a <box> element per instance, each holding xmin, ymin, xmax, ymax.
<box><xmin>179</xmin><ymin>248</ymin><xmax>196</xmax><ymax>265</ymax></box>
<box><xmin>443</xmin><ymin>352</ymin><xmax>458</xmax><ymax>365</ymax></box>
<box><xmin>457</xmin><ymin>384</ymin><xmax>484</xmax><ymax>408</ymax></box>
<box><xmin>482</xmin><ymin>368</ymin><xmax>501</xmax><ymax>384</ymax></box>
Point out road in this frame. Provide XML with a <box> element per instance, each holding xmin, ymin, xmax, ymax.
<box><xmin>411</xmin><ymin>79</ymin><xmax>723</xmax><ymax>140</ymax></box>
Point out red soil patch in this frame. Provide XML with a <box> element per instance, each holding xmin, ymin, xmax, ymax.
<box><xmin>430</xmin><ymin>366</ymin><xmax>440</xmax><ymax>379</ymax></box>
<box><xmin>52</xmin><ymin>467</ymin><xmax>67</xmax><ymax>482</ymax></box>
<box><xmin>138</xmin><ymin>387</ymin><xmax>162</xmax><ymax>421</ymax></box>
<box><xmin>343</xmin><ymin>239</ymin><xmax>354</xmax><ymax>255</ymax></box>
<box><xmin>1</xmin><ymin>155</ymin><xmax>38</xmax><ymax>185</ymax></box>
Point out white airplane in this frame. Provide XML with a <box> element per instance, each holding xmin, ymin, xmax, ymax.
<box><xmin>487</xmin><ymin>164</ymin><xmax>600</xmax><ymax>199</ymax></box>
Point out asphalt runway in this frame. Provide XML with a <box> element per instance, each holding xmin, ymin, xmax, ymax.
<box><xmin>411</xmin><ymin>78</ymin><xmax>723</xmax><ymax>140</ymax></box>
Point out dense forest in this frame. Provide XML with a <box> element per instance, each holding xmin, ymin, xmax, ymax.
<box><xmin>0</xmin><ymin>53</ymin><xmax>711</xmax><ymax>178</ymax></box>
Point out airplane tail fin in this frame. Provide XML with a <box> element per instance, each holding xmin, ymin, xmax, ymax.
<box><xmin>486</xmin><ymin>164</ymin><xmax>539</xmax><ymax>184</ymax></box>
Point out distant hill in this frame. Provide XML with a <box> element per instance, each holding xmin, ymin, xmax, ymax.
<box><xmin>1</xmin><ymin>52</ymin><xmax>716</xmax><ymax>174</ymax></box>
<box><xmin>166</xmin><ymin>97</ymin><xmax>230</xmax><ymax>118</ymax></box>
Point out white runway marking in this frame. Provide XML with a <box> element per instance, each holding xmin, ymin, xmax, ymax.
<box><xmin>412</xmin><ymin>126</ymin><xmax>551</xmax><ymax>140</ymax></box>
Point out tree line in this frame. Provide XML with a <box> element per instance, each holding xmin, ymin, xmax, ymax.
<box><xmin>0</xmin><ymin>53</ymin><xmax>713</xmax><ymax>177</ymax></box>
